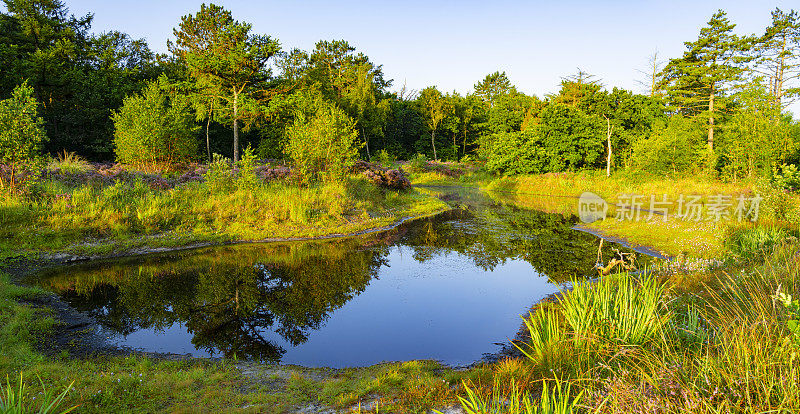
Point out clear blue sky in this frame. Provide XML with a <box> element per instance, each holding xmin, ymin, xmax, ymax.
<box><xmin>12</xmin><ymin>0</ymin><xmax>800</xmax><ymax>115</ymax></box>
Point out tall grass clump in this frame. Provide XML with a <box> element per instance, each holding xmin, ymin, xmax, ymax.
<box><xmin>48</xmin><ymin>151</ymin><xmax>90</xmax><ymax>174</ymax></box>
<box><xmin>587</xmin><ymin>243</ymin><xmax>800</xmax><ymax>412</ymax></box>
<box><xmin>0</xmin><ymin>374</ymin><xmax>76</xmax><ymax>414</ymax></box>
<box><xmin>724</xmin><ymin>225</ymin><xmax>793</xmax><ymax>261</ymax></box>
<box><xmin>517</xmin><ymin>274</ymin><xmax>672</xmax><ymax>374</ymax></box>
<box><xmin>446</xmin><ymin>377</ymin><xmax>582</xmax><ymax>414</ymax></box>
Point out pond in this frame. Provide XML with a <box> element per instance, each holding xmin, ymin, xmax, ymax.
<box><xmin>28</xmin><ymin>187</ymin><xmax>649</xmax><ymax>368</ymax></box>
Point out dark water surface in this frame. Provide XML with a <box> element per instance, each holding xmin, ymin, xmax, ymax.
<box><xmin>29</xmin><ymin>188</ymin><xmax>646</xmax><ymax>368</ymax></box>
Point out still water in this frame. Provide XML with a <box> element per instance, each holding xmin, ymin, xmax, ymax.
<box><xmin>29</xmin><ymin>188</ymin><xmax>646</xmax><ymax>368</ymax></box>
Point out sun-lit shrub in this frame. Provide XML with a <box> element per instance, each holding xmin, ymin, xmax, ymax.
<box><xmin>0</xmin><ymin>82</ymin><xmax>47</xmax><ymax>189</ymax></box>
<box><xmin>112</xmin><ymin>76</ymin><xmax>199</xmax><ymax>171</ymax></box>
<box><xmin>284</xmin><ymin>99</ymin><xmax>361</xmax><ymax>185</ymax></box>
<box><xmin>628</xmin><ymin>115</ymin><xmax>706</xmax><ymax>175</ymax></box>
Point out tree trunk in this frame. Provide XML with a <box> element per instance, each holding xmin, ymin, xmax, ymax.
<box><xmin>462</xmin><ymin>129</ymin><xmax>468</xmax><ymax>158</ymax></box>
<box><xmin>431</xmin><ymin>131</ymin><xmax>437</xmax><ymax>161</ymax></box>
<box><xmin>605</xmin><ymin>117</ymin><xmax>613</xmax><ymax>177</ymax></box>
<box><xmin>775</xmin><ymin>35</ymin><xmax>786</xmax><ymax>108</ymax></box>
<box><xmin>707</xmin><ymin>88</ymin><xmax>714</xmax><ymax>152</ymax></box>
<box><xmin>362</xmin><ymin>127</ymin><xmax>370</xmax><ymax>159</ymax></box>
<box><xmin>233</xmin><ymin>92</ymin><xmax>239</xmax><ymax>162</ymax></box>
<box><xmin>206</xmin><ymin>117</ymin><xmax>211</xmax><ymax>163</ymax></box>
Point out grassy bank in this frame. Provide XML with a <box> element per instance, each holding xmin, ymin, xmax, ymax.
<box><xmin>412</xmin><ymin>167</ymin><xmax>800</xmax><ymax>259</ymax></box>
<box><xmin>4</xmin><ymin>227</ymin><xmax>799</xmax><ymax>413</ymax></box>
<box><xmin>1</xmin><ymin>171</ymin><xmax>447</xmax><ymax>259</ymax></box>
<box><xmin>458</xmin><ymin>237</ymin><xmax>800</xmax><ymax>413</ymax></box>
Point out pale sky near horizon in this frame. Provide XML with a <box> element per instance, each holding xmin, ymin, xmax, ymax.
<box><xmin>5</xmin><ymin>0</ymin><xmax>800</xmax><ymax>116</ymax></box>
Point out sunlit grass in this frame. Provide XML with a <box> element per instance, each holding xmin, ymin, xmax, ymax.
<box><xmin>0</xmin><ymin>174</ymin><xmax>448</xmax><ymax>258</ymax></box>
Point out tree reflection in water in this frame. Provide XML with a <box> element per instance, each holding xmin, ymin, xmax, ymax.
<box><xmin>32</xmin><ymin>188</ymin><xmax>647</xmax><ymax>362</ymax></box>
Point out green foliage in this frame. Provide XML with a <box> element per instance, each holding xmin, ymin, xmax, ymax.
<box><xmin>236</xmin><ymin>145</ymin><xmax>259</xmax><ymax>190</ymax></box>
<box><xmin>659</xmin><ymin>11</ymin><xmax>750</xmax><ymax>117</ymax></box>
<box><xmin>483</xmin><ymin>130</ymin><xmax>547</xmax><ymax>175</ymax></box>
<box><xmin>722</xmin><ymin>82</ymin><xmax>796</xmax><ymax>179</ymax></box>
<box><xmin>170</xmin><ymin>3</ymin><xmax>281</xmax><ymax>162</ymax></box>
<box><xmin>48</xmin><ymin>151</ymin><xmax>91</xmax><ymax>174</ymax></box>
<box><xmin>284</xmin><ymin>100</ymin><xmax>361</xmax><ymax>185</ymax></box>
<box><xmin>372</xmin><ymin>149</ymin><xmax>396</xmax><ymax>168</ymax></box>
<box><xmin>774</xmin><ymin>288</ymin><xmax>800</xmax><ymax>346</ymax></box>
<box><xmin>204</xmin><ymin>153</ymin><xmax>233</xmax><ymax>192</ymax></box>
<box><xmin>773</xmin><ymin>164</ymin><xmax>800</xmax><ymax>192</ymax></box>
<box><xmin>629</xmin><ymin>115</ymin><xmax>706</xmax><ymax>175</ymax></box>
<box><xmin>0</xmin><ymin>374</ymin><xmax>76</xmax><ymax>414</ymax></box>
<box><xmin>724</xmin><ymin>226</ymin><xmax>791</xmax><ymax>260</ymax></box>
<box><xmin>408</xmin><ymin>153</ymin><xmax>428</xmax><ymax>172</ymax></box>
<box><xmin>755</xmin><ymin>179</ymin><xmax>800</xmax><ymax>222</ymax></box>
<box><xmin>452</xmin><ymin>377</ymin><xmax>582</xmax><ymax>414</ymax></box>
<box><xmin>112</xmin><ymin>76</ymin><xmax>199</xmax><ymax>170</ymax></box>
<box><xmin>417</xmin><ymin>86</ymin><xmax>453</xmax><ymax>161</ymax></box>
<box><xmin>473</xmin><ymin>71</ymin><xmax>513</xmax><ymax>107</ymax></box>
<box><xmin>0</xmin><ymin>81</ymin><xmax>47</xmax><ymax>187</ymax></box>
<box><xmin>517</xmin><ymin>274</ymin><xmax>671</xmax><ymax>373</ymax></box>
<box><xmin>0</xmin><ymin>1</ymin><xmax>159</xmax><ymax>158</ymax></box>
<box><xmin>482</xmin><ymin>103</ymin><xmax>605</xmax><ymax>174</ymax></box>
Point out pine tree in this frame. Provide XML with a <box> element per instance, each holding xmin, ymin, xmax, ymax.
<box><xmin>169</xmin><ymin>3</ymin><xmax>280</xmax><ymax>162</ymax></box>
<box><xmin>751</xmin><ymin>8</ymin><xmax>800</xmax><ymax>108</ymax></box>
<box><xmin>473</xmin><ymin>71</ymin><xmax>512</xmax><ymax>108</ymax></box>
<box><xmin>659</xmin><ymin>10</ymin><xmax>751</xmax><ymax>152</ymax></box>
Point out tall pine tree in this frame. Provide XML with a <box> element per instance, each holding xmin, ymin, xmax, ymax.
<box><xmin>169</xmin><ymin>4</ymin><xmax>280</xmax><ymax>162</ymax></box>
<box><xmin>659</xmin><ymin>10</ymin><xmax>751</xmax><ymax>152</ymax></box>
<box><xmin>752</xmin><ymin>8</ymin><xmax>800</xmax><ymax>109</ymax></box>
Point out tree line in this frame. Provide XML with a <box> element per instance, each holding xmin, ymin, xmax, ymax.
<box><xmin>1</xmin><ymin>1</ymin><xmax>800</xmax><ymax>182</ymax></box>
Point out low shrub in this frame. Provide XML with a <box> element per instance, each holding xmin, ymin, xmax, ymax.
<box><xmin>48</xmin><ymin>151</ymin><xmax>91</xmax><ymax>175</ymax></box>
<box><xmin>284</xmin><ymin>100</ymin><xmax>361</xmax><ymax>185</ymax></box>
<box><xmin>112</xmin><ymin>76</ymin><xmax>199</xmax><ymax>171</ymax></box>
<box><xmin>0</xmin><ymin>82</ymin><xmax>47</xmax><ymax>189</ymax></box>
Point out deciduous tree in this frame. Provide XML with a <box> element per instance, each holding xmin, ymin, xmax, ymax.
<box><xmin>417</xmin><ymin>87</ymin><xmax>452</xmax><ymax>161</ymax></box>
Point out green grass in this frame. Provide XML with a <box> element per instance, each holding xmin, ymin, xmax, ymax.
<box><xmin>0</xmin><ymin>174</ymin><xmax>448</xmax><ymax>259</ymax></box>
<box><xmin>6</xmin><ymin>165</ymin><xmax>800</xmax><ymax>412</ymax></box>
<box><xmin>47</xmin><ymin>151</ymin><xmax>91</xmax><ymax>175</ymax></box>
<box><xmin>482</xmin><ymin>241</ymin><xmax>800</xmax><ymax>413</ymax></box>
<box><xmin>413</xmin><ymin>168</ymin><xmax>800</xmax><ymax>260</ymax></box>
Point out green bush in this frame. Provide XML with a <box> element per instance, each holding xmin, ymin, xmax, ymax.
<box><xmin>204</xmin><ymin>153</ymin><xmax>233</xmax><ymax>193</ymax></box>
<box><xmin>236</xmin><ymin>146</ymin><xmax>259</xmax><ymax>190</ymax></box>
<box><xmin>372</xmin><ymin>149</ymin><xmax>396</xmax><ymax>168</ymax></box>
<box><xmin>724</xmin><ymin>226</ymin><xmax>792</xmax><ymax>261</ymax></box>
<box><xmin>482</xmin><ymin>130</ymin><xmax>547</xmax><ymax>175</ymax></box>
<box><xmin>284</xmin><ymin>100</ymin><xmax>361</xmax><ymax>185</ymax></box>
<box><xmin>112</xmin><ymin>76</ymin><xmax>198</xmax><ymax>171</ymax></box>
<box><xmin>408</xmin><ymin>153</ymin><xmax>428</xmax><ymax>172</ymax></box>
<box><xmin>0</xmin><ymin>82</ymin><xmax>47</xmax><ymax>188</ymax></box>
<box><xmin>480</xmin><ymin>103</ymin><xmax>605</xmax><ymax>175</ymax></box>
<box><xmin>628</xmin><ymin>115</ymin><xmax>705</xmax><ymax>175</ymax></box>
<box><xmin>773</xmin><ymin>164</ymin><xmax>800</xmax><ymax>192</ymax></box>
